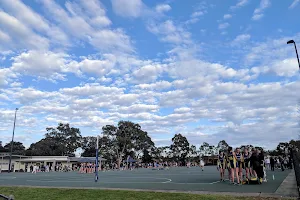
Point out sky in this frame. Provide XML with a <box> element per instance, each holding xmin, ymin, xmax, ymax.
<box><xmin>0</xmin><ymin>0</ymin><xmax>300</xmax><ymax>151</ymax></box>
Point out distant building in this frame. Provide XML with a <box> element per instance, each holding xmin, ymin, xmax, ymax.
<box><xmin>0</xmin><ymin>153</ymin><xmax>106</xmax><ymax>172</ymax></box>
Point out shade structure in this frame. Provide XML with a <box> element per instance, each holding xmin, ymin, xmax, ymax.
<box><xmin>79</xmin><ymin>158</ymin><xmax>95</xmax><ymax>163</ymax></box>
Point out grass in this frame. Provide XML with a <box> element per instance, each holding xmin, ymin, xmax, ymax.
<box><xmin>0</xmin><ymin>187</ymin><xmax>294</xmax><ymax>200</ymax></box>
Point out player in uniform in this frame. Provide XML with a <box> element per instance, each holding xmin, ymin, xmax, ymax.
<box><xmin>235</xmin><ymin>148</ymin><xmax>243</xmax><ymax>182</ymax></box>
<box><xmin>228</xmin><ymin>146</ymin><xmax>240</xmax><ymax>185</ymax></box>
<box><xmin>217</xmin><ymin>150</ymin><xmax>226</xmax><ymax>181</ymax></box>
<box><xmin>243</xmin><ymin>148</ymin><xmax>251</xmax><ymax>180</ymax></box>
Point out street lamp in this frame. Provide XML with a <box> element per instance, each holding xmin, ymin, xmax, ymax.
<box><xmin>287</xmin><ymin>40</ymin><xmax>300</xmax><ymax>70</ymax></box>
<box><xmin>8</xmin><ymin>108</ymin><xmax>18</xmax><ymax>173</ymax></box>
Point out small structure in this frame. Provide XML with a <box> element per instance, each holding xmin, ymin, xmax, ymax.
<box><xmin>0</xmin><ymin>153</ymin><xmax>106</xmax><ymax>172</ymax></box>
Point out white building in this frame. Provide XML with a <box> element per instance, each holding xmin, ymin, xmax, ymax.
<box><xmin>0</xmin><ymin>153</ymin><xmax>105</xmax><ymax>172</ymax></box>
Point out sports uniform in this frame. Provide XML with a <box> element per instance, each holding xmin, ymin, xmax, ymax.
<box><xmin>218</xmin><ymin>154</ymin><xmax>226</xmax><ymax>169</ymax></box>
<box><xmin>228</xmin><ymin>151</ymin><xmax>237</xmax><ymax>169</ymax></box>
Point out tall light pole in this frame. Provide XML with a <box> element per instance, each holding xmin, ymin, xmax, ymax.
<box><xmin>8</xmin><ymin>108</ymin><xmax>18</xmax><ymax>173</ymax></box>
<box><xmin>287</xmin><ymin>40</ymin><xmax>300</xmax><ymax>70</ymax></box>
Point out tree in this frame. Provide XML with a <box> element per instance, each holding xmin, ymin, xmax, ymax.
<box><xmin>132</xmin><ymin>130</ymin><xmax>154</xmax><ymax>159</ymax></box>
<box><xmin>45</xmin><ymin>123</ymin><xmax>82</xmax><ymax>156</ymax></box>
<box><xmin>4</xmin><ymin>141</ymin><xmax>25</xmax><ymax>155</ymax></box>
<box><xmin>199</xmin><ymin>142</ymin><xmax>210</xmax><ymax>156</ymax></box>
<box><xmin>188</xmin><ymin>145</ymin><xmax>198</xmax><ymax>161</ymax></box>
<box><xmin>217</xmin><ymin>140</ymin><xmax>229</xmax><ymax>152</ymax></box>
<box><xmin>81</xmin><ymin>136</ymin><xmax>97</xmax><ymax>157</ymax></box>
<box><xmin>142</xmin><ymin>149</ymin><xmax>152</xmax><ymax>163</ymax></box>
<box><xmin>26</xmin><ymin>137</ymin><xmax>64</xmax><ymax>156</ymax></box>
<box><xmin>0</xmin><ymin>141</ymin><xmax>6</xmax><ymax>152</ymax></box>
<box><xmin>102</xmin><ymin>121</ymin><xmax>147</xmax><ymax>168</ymax></box>
<box><xmin>170</xmin><ymin>133</ymin><xmax>190</xmax><ymax>163</ymax></box>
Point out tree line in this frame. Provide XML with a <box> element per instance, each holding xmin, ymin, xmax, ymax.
<box><xmin>1</xmin><ymin>121</ymin><xmax>299</xmax><ymax>168</ymax></box>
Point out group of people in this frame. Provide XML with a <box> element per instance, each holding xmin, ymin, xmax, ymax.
<box><xmin>217</xmin><ymin>147</ymin><xmax>267</xmax><ymax>185</ymax></box>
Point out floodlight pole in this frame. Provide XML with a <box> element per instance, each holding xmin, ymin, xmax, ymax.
<box><xmin>95</xmin><ymin>135</ymin><xmax>99</xmax><ymax>182</ymax></box>
<box><xmin>8</xmin><ymin>108</ymin><xmax>18</xmax><ymax>173</ymax></box>
<box><xmin>287</xmin><ymin>40</ymin><xmax>300</xmax><ymax>70</ymax></box>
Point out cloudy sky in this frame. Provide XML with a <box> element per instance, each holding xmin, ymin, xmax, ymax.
<box><xmin>0</xmin><ymin>0</ymin><xmax>300</xmax><ymax>150</ymax></box>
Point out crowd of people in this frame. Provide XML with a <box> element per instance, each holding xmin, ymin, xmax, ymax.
<box><xmin>217</xmin><ymin>146</ymin><xmax>293</xmax><ymax>185</ymax></box>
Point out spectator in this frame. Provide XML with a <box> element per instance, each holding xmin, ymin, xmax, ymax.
<box><xmin>270</xmin><ymin>156</ymin><xmax>275</xmax><ymax>171</ymax></box>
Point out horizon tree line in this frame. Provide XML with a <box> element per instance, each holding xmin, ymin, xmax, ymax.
<box><xmin>0</xmin><ymin>122</ymin><xmax>298</xmax><ymax>168</ymax></box>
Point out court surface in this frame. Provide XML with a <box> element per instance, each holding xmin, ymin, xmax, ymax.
<box><xmin>0</xmin><ymin>166</ymin><xmax>291</xmax><ymax>194</ymax></box>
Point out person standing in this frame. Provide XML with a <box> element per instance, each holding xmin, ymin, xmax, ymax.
<box><xmin>270</xmin><ymin>156</ymin><xmax>275</xmax><ymax>171</ymax></box>
<box><xmin>265</xmin><ymin>156</ymin><xmax>270</xmax><ymax>170</ymax></box>
<box><xmin>279</xmin><ymin>156</ymin><xmax>284</xmax><ymax>171</ymax></box>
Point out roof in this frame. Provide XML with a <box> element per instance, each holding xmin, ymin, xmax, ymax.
<box><xmin>0</xmin><ymin>153</ymin><xmax>29</xmax><ymax>158</ymax></box>
<box><xmin>69</xmin><ymin>157</ymin><xmax>106</xmax><ymax>162</ymax></box>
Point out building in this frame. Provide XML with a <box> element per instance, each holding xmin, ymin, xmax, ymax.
<box><xmin>0</xmin><ymin>153</ymin><xmax>106</xmax><ymax>172</ymax></box>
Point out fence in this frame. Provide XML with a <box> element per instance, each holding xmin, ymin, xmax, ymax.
<box><xmin>292</xmin><ymin>148</ymin><xmax>300</xmax><ymax>198</ymax></box>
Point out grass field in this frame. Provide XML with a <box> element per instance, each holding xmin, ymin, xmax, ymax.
<box><xmin>0</xmin><ymin>187</ymin><xmax>295</xmax><ymax>200</ymax></box>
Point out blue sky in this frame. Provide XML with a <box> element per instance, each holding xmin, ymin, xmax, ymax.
<box><xmin>0</xmin><ymin>0</ymin><xmax>300</xmax><ymax>151</ymax></box>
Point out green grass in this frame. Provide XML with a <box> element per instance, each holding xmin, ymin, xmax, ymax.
<box><xmin>0</xmin><ymin>187</ymin><xmax>293</xmax><ymax>200</ymax></box>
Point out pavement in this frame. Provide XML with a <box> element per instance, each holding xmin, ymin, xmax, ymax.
<box><xmin>0</xmin><ymin>166</ymin><xmax>298</xmax><ymax>198</ymax></box>
<box><xmin>275</xmin><ymin>170</ymin><xmax>299</xmax><ymax>198</ymax></box>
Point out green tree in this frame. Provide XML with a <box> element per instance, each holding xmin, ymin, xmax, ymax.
<box><xmin>45</xmin><ymin>123</ymin><xmax>82</xmax><ymax>156</ymax></box>
<box><xmin>4</xmin><ymin>141</ymin><xmax>25</xmax><ymax>155</ymax></box>
<box><xmin>217</xmin><ymin>140</ymin><xmax>229</xmax><ymax>152</ymax></box>
<box><xmin>199</xmin><ymin>142</ymin><xmax>210</xmax><ymax>156</ymax></box>
<box><xmin>170</xmin><ymin>133</ymin><xmax>190</xmax><ymax>163</ymax></box>
<box><xmin>81</xmin><ymin>136</ymin><xmax>97</xmax><ymax>157</ymax></box>
<box><xmin>0</xmin><ymin>141</ymin><xmax>6</xmax><ymax>152</ymax></box>
<box><xmin>102</xmin><ymin>121</ymin><xmax>147</xmax><ymax>168</ymax></box>
<box><xmin>26</xmin><ymin>137</ymin><xmax>69</xmax><ymax>156</ymax></box>
<box><xmin>142</xmin><ymin>149</ymin><xmax>152</xmax><ymax>163</ymax></box>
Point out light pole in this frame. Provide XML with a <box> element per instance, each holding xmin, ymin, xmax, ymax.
<box><xmin>287</xmin><ymin>40</ymin><xmax>300</xmax><ymax>70</ymax></box>
<box><xmin>8</xmin><ymin>108</ymin><xmax>18</xmax><ymax>173</ymax></box>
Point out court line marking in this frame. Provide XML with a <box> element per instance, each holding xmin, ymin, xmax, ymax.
<box><xmin>25</xmin><ymin>177</ymin><xmax>172</xmax><ymax>184</ymax></box>
<box><xmin>25</xmin><ymin>180</ymin><xmax>216</xmax><ymax>185</ymax></box>
<box><xmin>0</xmin><ymin>177</ymin><xmax>16</xmax><ymax>180</ymax></box>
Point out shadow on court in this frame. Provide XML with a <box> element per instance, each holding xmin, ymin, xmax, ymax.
<box><xmin>0</xmin><ymin>166</ymin><xmax>291</xmax><ymax>194</ymax></box>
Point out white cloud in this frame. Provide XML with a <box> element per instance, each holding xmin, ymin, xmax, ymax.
<box><xmin>223</xmin><ymin>14</ymin><xmax>232</xmax><ymax>19</ymax></box>
<box><xmin>0</xmin><ymin>0</ymin><xmax>69</xmax><ymax>46</ymax></box>
<box><xmin>218</xmin><ymin>23</ymin><xmax>230</xmax><ymax>29</ymax></box>
<box><xmin>40</xmin><ymin>0</ymin><xmax>133</xmax><ymax>53</ymax></box>
<box><xmin>252</xmin><ymin>0</ymin><xmax>271</xmax><ymax>21</ymax></box>
<box><xmin>191</xmin><ymin>11</ymin><xmax>204</xmax><ymax>18</ymax></box>
<box><xmin>111</xmin><ymin>0</ymin><xmax>143</xmax><ymax>18</ymax></box>
<box><xmin>155</xmin><ymin>4</ymin><xmax>171</xmax><ymax>13</ymax></box>
<box><xmin>230</xmin><ymin>0</ymin><xmax>249</xmax><ymax>10</ymax></box>
<box><xmin>10</xmin><ymin>50</ymin><xmax>68</xmax><ymax>81</ymax></box>
<box><xmin>289</xmin><ymin>0</ymin><xmax>300</xmax><ymax>9</ymax></box>
<box><xmin>131</xmin><ymin>64</ymin><xmax>164</xmax><ymax>83</ymax></box>
<box><xmin>232</xmin><ymin>34</ymin><xmax>251</xmax><ymax>44</ymax></box>
<box><xmin>0</xmin><ymin>11</ymin><xmax>49</xmax><ymax>50</ymax></box>
<box><xmin>147</xmin><ymin>20</ymin><xmax>191</xmax><ymax>45</ymax></box>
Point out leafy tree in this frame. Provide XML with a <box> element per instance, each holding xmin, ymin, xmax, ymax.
<box><xmin>132</xmin><ymin>130</ymin><xmax>154</xmax><ymax>159</ymax></box>
<box><xmin>81</xmin><ymin>136</ymin><xmax>97</xmax><ymax>157</ymax></box>
<box><xmin>4</xmin><ymin>141</ymin><xmax>25</xmax><ymax>155</ymax></box>
<box><xmin>0</xmin><ymin>141</ymin><xmax>6</xmax><ymax>152</ymax></box>
<box><xmin>290</xmin><ymin>140</ymin><xmax>300</xmax><ymax>150</ymax></box>
<box><xmin>26</xmin><ymin>137</ymin><xmax>64</xmax><ymax>156</ymax></box>
<box><xmin>199</xmin><ymin>142</ymin><xmax>210</xmax><ymax>156</ymax></box>
<box><xmin>188</xmin><ymin>145</ymin><xmax>198</xmax><ymax>161</ymax></box>
<box><xmin>102</xmin><ymin>121</ymin><xmax>147</xmax><ymax>168</ymax></box>
<box><xmin>170</xmin><ymin>133</ymin><xmax>190</xmax><ymax>163</ymax></box>
<box><xmin>45</xmin><ymin>123</ymin><xmax>82</xmax><ymax>156</ymax></box>
<box><xmin>217</xmin><ymin>140</ymin><xmax>229</xmax><ymax>152</ymax></box>
<box><xmin>142</xmin><ymin>149</ymin><xmax>152</xmax><ymax>163</ymax></box>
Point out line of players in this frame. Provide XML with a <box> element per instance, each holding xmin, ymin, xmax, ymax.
<box><xmin>79</xmin><ymin>163</ymin><xmax>96</xmax><ymax>173</ymax></box>
<box><xmin>217</xmin><ymin>146</ymin><xmax>266</xmax><ymax>185</ymax></box>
